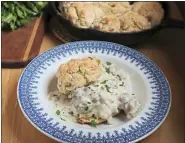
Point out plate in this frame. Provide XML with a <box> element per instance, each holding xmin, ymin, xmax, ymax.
<box><xmin>17</xmin><ymin>41</ymin><xmax>171</xmax><ymax>143</ymax></box>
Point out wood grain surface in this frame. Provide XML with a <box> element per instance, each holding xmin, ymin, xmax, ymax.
<box><xmin>2</xmin><ymin>2</ymin><xmax>185</xmax><ymax>143</ymax></box>
<box><xmin>2</xmin><ymin>16</ymin><xmax>45</xmax><ymax>67</ymax></box>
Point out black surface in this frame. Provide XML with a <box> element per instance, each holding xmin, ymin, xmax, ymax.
<box><xmin>175</xmin><ymin>2</ymin><xmax>185</xmax><ymax>19</ymax></box>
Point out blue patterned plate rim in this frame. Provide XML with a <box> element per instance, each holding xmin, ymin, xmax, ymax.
<box><xmin>17</xmin><ymin>41</ymin><xmax>171</xmax><ymax>143</ymax></box>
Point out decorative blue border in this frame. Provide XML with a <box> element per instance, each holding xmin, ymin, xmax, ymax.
<box><xmin>18</xmin><ymin>41</ymin><xmax>171</xmax><ymax>143</ymax></box>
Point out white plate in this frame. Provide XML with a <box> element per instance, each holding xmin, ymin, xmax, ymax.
<box><xmin>17</xmin><ymin>41</ymin><xmax>171</xmax><ymax>143</ymax></box>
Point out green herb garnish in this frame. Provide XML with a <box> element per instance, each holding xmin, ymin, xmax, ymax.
<box><xmin>77</xmin><ymin>67</ymin><xmax>83</xmax><ymax>74</ymax></box>
<box><xmin>117</xmin><ymin>75</ymin><xmax>122</xmax><ymax>81</ymax></box>
<box><xmin>105</xmin><ymin>67</ymin><xmax>110</xmax><ymax>74</ymax></box>
<box><xmin>56</xmin><ymin>110</ymin><xmax>60</xmax><ymax>115</ymax></box>
<box><xmin>85</xmin><ymin>106</ymin><xmax>89</xmax><ymax>111</ymax></box>
<box><xmin>68</xmin><ymin>111</ymin><xmax>73</xmax><ymax>115</ymax></box>
<box><xmin>88</xmin><ymin>57</ymin><xmax>93</xmax><ymax>60</ymax></box>
<box><xmin>90</xmin><ymin>119</ymin><xmax>97</xmax><ymax>127</ymax></box>
<box><xmin>106</xmin><ymin>61</ymin><xmax>112</xmax><ymax>66</ymax></box>
<box><xmin>101</xmin><ymin>80</ymin><xmax>107</xmax><ymax>84</ymax></box>
<box><xmin>65</xmin><ymin>83</ymin><xmax>72</xmax><ymax>87</ymax></box>
<box><xmin>119</xmin><ymin>82</ymin><xmax>124</xmax><ymax>86</ymax></box>
<box><xmin>105</xmin><ymin>85</ymin><xmax>111</xmax><ymax>93</ymax></box>
<box><xmin>1</xmin><ymin>1</ymin><xmax>48</xmax><ymax>31</ymax></box>
<box><xmin>60</xmin><ymin>117</ymin><xmax>66</xmax><ymax>121</ymax></box>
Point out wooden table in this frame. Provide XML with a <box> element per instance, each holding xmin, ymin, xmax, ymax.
<box><xmin>2</xmin><ymin>2</ymin><xmax>185</xmax><ymax>143</ymax></box>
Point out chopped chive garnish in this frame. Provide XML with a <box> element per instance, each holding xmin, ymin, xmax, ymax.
<box><xmin>106</xmin><ymin>61</ymin><xmax>112</xmax><ymax>65</ymax></box>
<box><xmin>90</xmin><ymin>119</ymin><xmax>97</xmax><ymax>127</ymax></box>
<box><xmin>88</xmin><ymin>57</ymin><xmax>93</xmax><ymax>60</ymax></box>
<box><xmin>56</xmin><ymin>110</ymin><xmax>60</xmax><ymax>115</ymax></box>
<box><xmin>105</xmin><ymin>85</ymin><xmax>111</xmax><ymax>93</ymax></box>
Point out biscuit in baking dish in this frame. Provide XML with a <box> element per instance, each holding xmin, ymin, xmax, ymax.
<box><xmin>108</xmin><ymin>2</ymin><xmax>131</xmax><ymax>14</ymax></box>
<box><xmin>93</xmin><ymin>15</ymin><xmax>121</xmax><ymax>32</ymax></box>
<box><xmin>133</xmin><ymin>2</ymin><xmax>164</xmax><ymax>26</ymax></box>
<box><xmin>61</xmin><ymin>2</ymin><xmax>105</xmax><ymax>28</ymax></box>
<box><xmin>119</xmin><ymin>11</ymin><xmax>151</xmax><ymax>32</ymax></box>
<box><xmin>59</xmin><ymin>2</ymin><xmax>164</xmax><ymax>32</ymax></box>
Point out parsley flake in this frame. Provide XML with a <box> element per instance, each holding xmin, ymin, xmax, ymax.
<box><xmin>77</xmin><ymin>67</ymin><xmax>83</xmax><ymax>73</ymax></box>
<box><xmin>85</xmin><ymin>106</ymin><xmax>89</xmax><ymax>111</ymax></box>
<box><xmin>56</xmin><ymin>110</ymin><xmax>60</xmax><ymax>115</ymax></box>
<box><xmin>101</xmin><ymin>80</ymin><xmax>107</xmax><ymax>84</ymax></box>
<box><xmin>105</xmin><ymin>85</ymin><xmax>111</xmax><ymax>93</ymax></box>
<box><xmin>117</xmin><ymin>75</ymin><xmax>122</xmax><ymax>81</ymax></box>
<box><xmin>88</xmin><ymin>57</ymin><xmax>93</xmax><ymax>60</ymax></box>
<box><xmin>60</xmin><ymin>117</ymin><xmax>66</xmax><ymax>121</ymax></box>
<box><xmin>119</xmin><ymin>82</ymin><xmax>124</xmax><ymax>86</ymax></box>
<box><xmin>90</xmin><ymin>120</ymin><xmax>97</xmax><ymax>127</ymax></box>
<box><xmin>105</xmin><ymin>67</ymin><xmax>110</xmax><ymax>73</ymax></box>
<box><xmin>106</xmin><ymin>61</ymin><xmax>112</xmax><ymax>65</ymax></box>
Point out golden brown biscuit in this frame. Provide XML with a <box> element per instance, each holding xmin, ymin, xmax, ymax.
<box><xmin>119</xmin><ymin>11</ymin><xmax>151</xmax><ymax>32</ymax></box>
<box><xmin>62</xmin><ymin>2</ymin><xmax>105</xmax><ymax>28</ymax></box>
<box><xmin>133</xmin><ymin>2</ymin><xmax>164</xmax><ymax>26</ymax></box>
<box><xmin>108</xmin><ymin>2</ymin><xmax>131</xmax><ymax>14</ymax></box>
<box><xmin>56</xmin><ymin>57</ymin><xmax>101</xmax><ymax>95</ymax></box>
<box><xmin>94</xmin><ymin>15</ymin><xmax>121</xmax><ymax>32</ymax></box>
